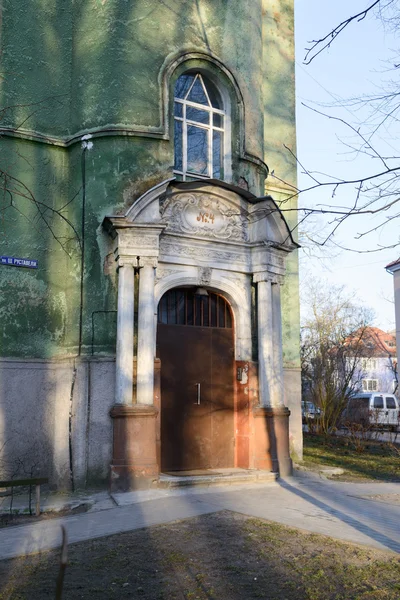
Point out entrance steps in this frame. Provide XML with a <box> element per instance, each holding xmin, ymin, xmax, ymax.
<box><xmin>158</xmin><ymin>468</ymin><xmax>278</xmax><ymax>489</ymax></box>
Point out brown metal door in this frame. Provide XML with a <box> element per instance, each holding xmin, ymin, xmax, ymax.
<box><xmin>210</xmin><ymin>328</ymin><xmax>234</xmax><ymax>468</ymax></box>
<box><xmin>158</xmin><ymin>322</ymin><xmax>234</xmax><ymax>472</ymax></box>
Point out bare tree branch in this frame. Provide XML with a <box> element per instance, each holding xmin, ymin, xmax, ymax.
<box><xmin>304</xmin><ymin>0</ymin><xmax>384</xmax><ymax>64</ymax></box>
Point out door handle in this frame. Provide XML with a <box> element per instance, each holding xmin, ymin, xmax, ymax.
<box><xmin>195</xmin><ymin>383</ymin><xmax>201</xmax><ymax>405</ymax></box>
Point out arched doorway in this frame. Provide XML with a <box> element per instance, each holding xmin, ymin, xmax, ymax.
<box><xmin>157</xmin><ymin>287</ymin><xmax>235</xmax><ymax>472</ymax></box>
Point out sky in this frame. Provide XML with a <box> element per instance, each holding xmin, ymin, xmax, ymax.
<box><xmin>295</xmin><ymin>0</ymin><xmax>400</xmax><ymax>330</ymax></box>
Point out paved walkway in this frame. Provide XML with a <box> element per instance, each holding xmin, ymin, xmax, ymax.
<box><xmin>0</xmin><ymin>472</ymin><xmax>399</xmax><ymax>561</ymax></box>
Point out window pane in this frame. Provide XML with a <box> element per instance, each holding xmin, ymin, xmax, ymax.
<box><xmin>213</xmin><ymin>113</ymin><xmax>223</xmax><ymax>127</ymax></box>
<box><xmin>186</xmin><ymin>106</ymin><xmax>209</xmax><ymax>124</ymax></box>
<box><xmin>213</xmin><ymin>130</ymin><xmax>222</xmax><ymax>178</ymax></box>
<box><xmin>218</xmin><ymin>296</ymin><xmax>225</xmax><ymax>327</ymax></box>
<box><xmin>202</xmin><ymin>296</ymin><xmax>209</xmax><ymax>326</ymax></box>
<box><xmin>174</xmin><ymin>102</ymin><xmax>183</xmax><ymax>118</ymax></box>
<box><xmin>168</xmin><ymin>290</ymin><xmax>177</xmax><ymax>324</ymax></box>
<box><xmin>177</xmin><ymin>290</ymin><xmax>185</xmax><ymax>325</ymax></box>
<box><xmin>207</xmin><ymin>83</ymin><xmax>223</xmax><ymax>109</ymax></box>
<box><xmin>195</xmin><ymin>296</ymin><xmax>202</xmax><ymax>326</ymax></box>
<box><xmin>386</xmin><ymin>397</ymin><xmax>396</xmax><ymax>409</ymax></box>
<box><xmin>187</xmin><ymin>126</ymin><xmax>208</xmax><ymax>175</ymax></box>
<box><xmin>210</xmin><ymin>294</ymin><xmax>217</xmax><ymax>326</ymax></box>
<box><xmin>158</xmin><ymin>295</ymin><xmax>168</xmax><ymax>324</ymax></box>
<box><xmin>187</xmin><ymin>292</ymin><xmax>194</xmax><ymax>326</ymax></box>
<box><xmin>175</xmin><ymin>74</ymin><xmax>195</xmax><ymax>99</ymax></box>
<box><xmin>373</xmin><ymin>397</ymin><xmax>383</xmax><ymax>408</ymax></box>
<box><xmin>187</xmin><ymin>77</ymin><xmax>209</xmax><ymax>105</ymax></box>
<box><xmin>174</xmin><ymin>119</ymin><xmax>183</xmax><ymax>172</ymax></box>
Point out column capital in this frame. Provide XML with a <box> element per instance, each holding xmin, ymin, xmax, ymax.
<box><xmin>253</xmin><ymin>271</ymin><xmax>284</xmax><ymax>285</ymax></box>
<box><xmin>116</xmin><ymin>255</ymin><xmax>138</xmax><ymax>269</ymax></box>
<box><xmin>138</xmin><ymin>257</ymin><xmax>158</xmax><ymax>269</ymax></box>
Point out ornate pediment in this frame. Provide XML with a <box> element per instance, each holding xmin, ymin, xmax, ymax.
<box><xmin>159</xmin><ymin>192</ymin><xmax>249</xmax><ymax>242</ymax></box>
<box><xmin>103</xmin><ymin>179</ymin><xmax>298</xmax><ymax>274</ymax></box>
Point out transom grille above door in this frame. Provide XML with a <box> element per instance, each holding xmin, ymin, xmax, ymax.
<box><xmin>157</xmin><ymin>288</ymin><xmax>232</xmax><ymax>328</ymax></box>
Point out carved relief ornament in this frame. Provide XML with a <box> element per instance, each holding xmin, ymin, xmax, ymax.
<box><xmin>198</xmin><ymin>267</ymin><xmax>212</xmax><ymax>285</ymax></box>
<box><xmin>155</xmin><ymin>267</ymin><xmax>178</xmax><ymax>283</ymax></box>
<box><xmin>160</xmin><ymin>240</ymin><xmax>250</xmax><ymax>267</ymax></box>
<box><xmin>160</xmin><ymin>193</ymin><xmax>249</xmax><ymax>242</ymax></box>
<box><xmin>138</xmin><ymin>257</ymin><xmax>158</xmax><ymax>268</ymax></box>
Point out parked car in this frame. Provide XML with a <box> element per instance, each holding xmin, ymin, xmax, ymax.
<box><xmin>343</xmin><ymin>393</ymin><xmax>400</xmax><ymax>429</ymax></box>
<box><xmin>301</xmin><ymin>401</ymin><xmax>322</xmax><ymax>422</ymax></box>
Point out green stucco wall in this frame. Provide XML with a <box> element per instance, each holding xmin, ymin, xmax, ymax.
<box><xmin>0</xmin><ymin>0</ymin><xmax>298</xmax><ymax>364</ymax></box>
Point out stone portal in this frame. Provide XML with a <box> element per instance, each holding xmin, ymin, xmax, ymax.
<box><xmin>103</xmin><ymin>179</ymin><xmax>298</xmax><ymax>490</ymax></box>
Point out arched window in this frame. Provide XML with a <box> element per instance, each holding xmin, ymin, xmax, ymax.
<box><xmin>158</xmin><ymin>288</ymin><xmax>232</xmax><ymax>328</ymax></box>
<box><xmin>173</xmin><ymin>73</ymin><xmax>226</xmax><ymax>181</ymax></box>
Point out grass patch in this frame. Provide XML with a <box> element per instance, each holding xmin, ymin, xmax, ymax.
<box><xmin>303</xmin><ymin>433</ymin><xmax>400</xmax><ymax>481</ymax></box>
<box><xmin>0</xmin><ymin>511</ymin><xmax>399</xmax><ymax>599</ymax></box>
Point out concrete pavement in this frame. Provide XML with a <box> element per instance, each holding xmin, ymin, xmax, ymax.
<box><xmin>0</xmin><ymin>471</ymin><xmax>399</xmax><ymax>561</ymax></box>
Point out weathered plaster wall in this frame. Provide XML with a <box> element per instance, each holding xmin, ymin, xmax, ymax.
<box><xmin>1</xmin><ymin>0</ymin><xmax>265</xmax><ymax>160</ymax></box>
<box><xmin>0</xmin><ymin>358</ymin><xmax>115</xmax><ymax>487</ymax></box>
<box><xmin>261</xmin><ymin>0</ymin><xmax>301</xmax><ymax>456</ymax></box>
<box><xmin>0</xmin><ymin>0</ymin><xmax>282</xmax><ymax>358</ymax></box>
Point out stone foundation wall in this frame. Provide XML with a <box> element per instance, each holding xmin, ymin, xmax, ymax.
<box><xmin>0</xmin><ymin>358</ymin><xmax>301</xmax><ymax>488</ymax></box>
<box><xmin>284</xmin><ymin>367</ymin><xmax>303</xmax><ymax>461</ymax></box>
<box><xmin>0</xmin><ymin>358</ymin><xmax>115</xmax><ymax>489</ymax></box>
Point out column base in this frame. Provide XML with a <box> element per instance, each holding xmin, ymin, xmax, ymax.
<box><xmin>110</xmin><ymin>404</ymin><xmax>159</xmax><ymax>491</ymax></box>
<box><xmin>251</xmin><ymin>406</ymin><xmax>292</xmax><ymax>477</ymax></box>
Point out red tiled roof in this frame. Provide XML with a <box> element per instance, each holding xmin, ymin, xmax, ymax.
<box><xmin>386</xmin><ymin>257</ymin><xmax>400</xmax><ymax>270</ymax></box>
<box><xmin>348</xmin><ymin>326</ymin><xmax>396</xmax><ymax>357</ymax></box>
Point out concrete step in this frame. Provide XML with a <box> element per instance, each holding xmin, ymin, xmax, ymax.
<box><xmin>158</xmin><ymin>468</ymin><xmax>278</xmax><ymax>489</ymax></box>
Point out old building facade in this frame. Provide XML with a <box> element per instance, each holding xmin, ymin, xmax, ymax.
<box><xmin>0</xmin><ymin>1</ymin><xmax>301</xmax><ymax>489</ymax></box>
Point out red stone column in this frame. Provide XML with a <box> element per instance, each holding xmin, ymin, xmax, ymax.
<box><xmin>110</xmin><ymin>358</ymin><xmax>161</xmax><ymax>492</ymax></box>
<box><xmin>110</xmin><ymin>403</ymin><xmax>159</xmax><ymax>491</ymax></box>
<box><xmin>251</xmin><ymin>406</ymin><xmax>292</xmax><ymax>476</ymax></box>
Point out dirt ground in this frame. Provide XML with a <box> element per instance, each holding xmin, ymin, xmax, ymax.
<box><xmin>0</xmin><ymin>510</ymin><xmax>399</xmax><ymax>600</ymax></box>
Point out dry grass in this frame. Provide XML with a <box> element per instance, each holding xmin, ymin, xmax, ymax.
<box><xmin>303</xmin><ymin>433</ymin><xmax>400</xmax><ymax>481</ymax></box>
<box><xmin>1</xmin><ymin>511</ymin><xmax>399</xmax><ymax>599</ymax></box>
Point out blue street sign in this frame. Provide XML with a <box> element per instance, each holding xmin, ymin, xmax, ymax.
<box><xmin>1</xmin><ymin>256</ymin><xmax>38</xmax><ymax>269</ymax></box>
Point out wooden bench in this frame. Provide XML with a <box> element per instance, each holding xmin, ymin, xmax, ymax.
<box><xmin>0</xmin><ymin>477</ymin><xmax>49</xmax><ymax>516</ymax></box>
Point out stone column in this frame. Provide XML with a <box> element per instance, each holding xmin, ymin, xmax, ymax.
<box><xmin>271</xmin><ymin>279</ymin><xmax>284</xmax><ymax>407</ymax></box>
<box><xmin>110</xmin><ymin>256</ymin><xmax>159</xmax><ymax>490</ymax></box>
<box><xmin>104</xmin><ymin>223</ymin><xmax>164</xmax><ymax>492</ymax></box>
<box><xmin>115</xmin><ymin>260</ymin><xmax>136</xmax><ymax>405</ymax></box>
<box><xmin>136</xmin><ymin>257</ymin><xmax>157</xmax><ymax>405</ymax></box>
<box><xmin>254</xmin><ymin>273</ymin><xmax>273</xmax><ymax>407</ymax></box>
<box><xmin>252</xmin><ymin>271</ymin><xmax>292</xmax><ymax>477</ymax></box>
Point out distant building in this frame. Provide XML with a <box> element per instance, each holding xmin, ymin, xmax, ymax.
<box><xmin>352</xmin><ymin>327</ymin><xmax>397</xmax><ymax>394</ymax></box>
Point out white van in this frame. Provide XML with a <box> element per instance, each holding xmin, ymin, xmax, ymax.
<box><xmin>344</xmin><ymin>393</ymin><xmax>400</xmax><ymax>429</ymax></box>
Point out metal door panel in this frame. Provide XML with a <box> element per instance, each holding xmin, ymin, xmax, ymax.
<box><xmin>210</xmin><ymin>328</ymin><xmax>234</xmax><ymax>467</ymax></box>
<box><xmin>158</xmin><ymin>308</ymin><xmax>234</xmax><ymax>472</ymax></box>
<box><xmin>158</xmin><ymin>325</ymin><xmax>211</xmax><ymax>470</ymax></box>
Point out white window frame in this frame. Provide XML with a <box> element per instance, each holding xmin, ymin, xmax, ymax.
<box><xmin>362</xmin><ymin>378</ymin><xmax>378</xmax><ymax>391</ymax></box>
<box><xmin>173</xmin><ymin>73</ymin><xmax>229</xmax><ymax>181</ymax></box>
<box><xmin>361</xmin><ymin>358</ymin><xmax>377</xmax><ymax>370</ymax></box>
